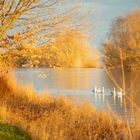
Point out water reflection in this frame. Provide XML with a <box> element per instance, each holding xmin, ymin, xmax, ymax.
<box><xmin>15</xmin><ymin>68</ymin><xmax>140</xmax><ymax>121</ymax></box>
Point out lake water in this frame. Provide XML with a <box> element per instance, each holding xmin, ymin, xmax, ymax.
<box><xmin>15</xmin><ymin>68</ymin><xmax>140</xmax><ymax>122</ymax></box>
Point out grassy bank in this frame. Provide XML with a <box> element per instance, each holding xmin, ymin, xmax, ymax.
<box><xmin>0</xmin><ymin>74</ymin><xmax>140</xmax><ymax>140</ymax></box>
<box><xmin>0</xmin><ymin>123</ymin><xmax>31</xmax><ymax>140</ymax></box>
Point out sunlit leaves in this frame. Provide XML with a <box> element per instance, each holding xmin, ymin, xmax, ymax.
<box><xmin>103</xmin><ymin>9</ymin><xmax>140</xmax><ymax>70</ymax></box>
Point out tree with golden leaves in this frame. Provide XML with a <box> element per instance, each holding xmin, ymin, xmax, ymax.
<box><xmin>44</xmin><ymin>27</ymin><xmax>98</xmax><ymax>68</ymax></box>
<box><xmin>0</xmin><ymin>0</ymin><xmax>95</xmax><ymax>68</ymax></box>
<box><xmin>103</xmin><ymin>9</ymin><xmax>140</xmax><ymax>70</ymax></box>
<box><xmin>0</xmin><ymin>0</ymin><xmax>76</xmax><ymax>72</ymax></box>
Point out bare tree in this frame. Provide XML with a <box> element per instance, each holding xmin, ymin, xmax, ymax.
<box><xmin>0</xmin><ymin>0</ymin><xmax>83</xmax><ymax>49</ymax></box>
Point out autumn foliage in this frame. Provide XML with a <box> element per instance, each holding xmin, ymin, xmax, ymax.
<box><xmin>103</xmin><ymin>9</ymin><xmax>140</xmax><ymax>70</ymax></box>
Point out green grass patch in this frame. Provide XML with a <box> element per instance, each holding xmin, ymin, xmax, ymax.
<box><xmin>0</xmin><ymin>123</ymin><xmax>31</xmax><ymax>140</ymax></box>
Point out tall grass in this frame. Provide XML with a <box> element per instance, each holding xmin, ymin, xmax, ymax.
<box><xmin>0</xmin><ymin>73</ymin><xmax>139</xmax><ymax>140</ymax></box>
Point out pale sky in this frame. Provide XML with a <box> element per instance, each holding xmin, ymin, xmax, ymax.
<box><xmin>82</xmin><ymin>0</ymin><xmax>140</xmax><ymax>47</ymax></box>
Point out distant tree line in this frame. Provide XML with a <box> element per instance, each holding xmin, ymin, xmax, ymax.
<box><xmin>103</xmin><ymin>9</ymin><xmax>140</xmax><ymax>70</ymax></box>
<box><xmin>2</xmin><ymin>28</ymin><xmax>99</xmax><ymax>68</ymax></box>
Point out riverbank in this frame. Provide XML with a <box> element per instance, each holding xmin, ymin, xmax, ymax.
<box><xmin>0</xmin><ymin>123</ymin><xmax>31</xmax><ymax>140</ymax></box>
<box><xmin>0</xmin><ymin>74</ymin><xmax>139</xmax><ymax>140</ymax></box>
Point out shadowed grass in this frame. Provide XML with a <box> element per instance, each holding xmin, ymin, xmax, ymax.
<box><xmin>0</xmin><ymin>123</ymin><xmax>31</xmax><ymax>140</ymax></box>
<box><xmin>0</xmin><ymin>73</ymin><xmax>140</xmax><ymax>140</ymax></box>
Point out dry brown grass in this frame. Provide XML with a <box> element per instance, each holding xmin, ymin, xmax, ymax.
<box><xmin>0</xmin><ymin>73</ymin><xmax>140</xmax><ymax>140</ymax></box>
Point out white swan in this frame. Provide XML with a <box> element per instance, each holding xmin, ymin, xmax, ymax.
<box><xmin>98</xmin><ymin>87</ymin><xmax>105</xmax><ymax>94</ymax></box>
<box><xmin>111</xmin><ymin>88</ymin><xmax>123</xmax><ymax>97</ymax></box>
<box><xmin>96</xmin><ymin>87</ymin><xmax>102</xmax><ymax>93</ymax></box>
<box><xmin>93</xmin><ymin>86</ymin><xmax>104</xmax><ymax>94</ymax></box>
<box><xmin>117</xmin><ymin>88</ymin><xmax>123</xmax><ymax>97</ymax></box>
<box><xmin>111</xmin><ymin>88</ymin><xmax>116</xmax><ymax>96</ymax></box>
<box><xmin>92</xmin><ymin>86</ymin><xmax>97</xmax><ymax>93</ymax></box>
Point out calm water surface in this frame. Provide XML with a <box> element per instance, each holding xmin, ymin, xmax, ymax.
<box><xmin>15</xmin><ymin>68</ymin><xmax>140</xmax><ymax>121</ymax></box>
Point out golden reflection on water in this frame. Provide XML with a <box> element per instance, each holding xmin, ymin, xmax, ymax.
<box><xmin>53</xmin><ymin>68</ymin><xmax>90</xmax><ymax>89</ymax></box>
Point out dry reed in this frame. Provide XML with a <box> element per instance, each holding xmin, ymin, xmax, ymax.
<box><xmin>0</xmin><ymin>73</ymin><xmax>139</xmax><ymax>140</ymax></box>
